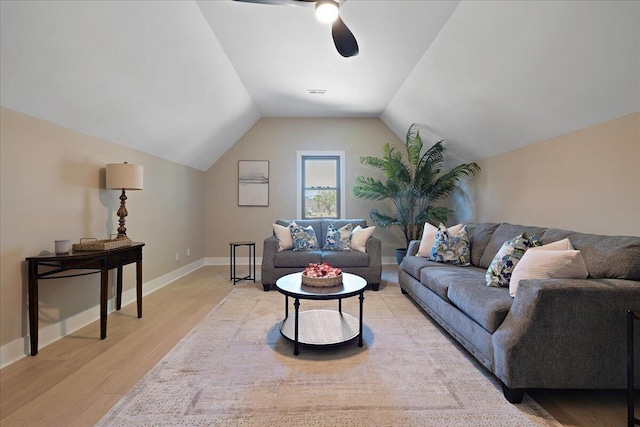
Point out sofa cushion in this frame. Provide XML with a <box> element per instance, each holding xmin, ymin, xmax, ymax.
<box><xmin>402</xmin><ymin>256</ymin><xmax>446</xmax><ymax>279</ymax></box>
<box><xmin>466</xmin><ymin>223</ymin><xmax>500</xmax><ymax>267</ymax></box>
<box><xmin>478</xmin><ymin>223</ymin><xmax>547</xmax><ymax>269</ymax></box>
<box><xmin>447</xmin><ymin>282</ymin><xmax>514</xmax><ymax>333</ymax></box>
<box><xmin>420</xmin><ymin>266</ymin><xmax>487</xmax><ymax>303</ymax></box>
<box><xmin>322</xmin><ymin>250</ymin><xmax>370</xmax><ymax>268</ymax></box>
<box><xmin>273</xmin><ymin>250</ymin><xmax>322</xmax><ymax>267</ymax></box>
<box><xmin>541</xmin><ymin>228</ymin><xmax>640</xmax><ymax>281</ymax></box>
<box><xmin>429</xmin><ymin>224</ymin><xmax>471</xmax><ymax>266</ymax></box>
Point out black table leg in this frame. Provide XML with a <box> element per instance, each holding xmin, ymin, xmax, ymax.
<box><xmin>358</xmin><ymin>292</ymin><xmax>364</xmax><ymax>347</ymax></box>
<box><xmin>234</xmin><ymin>246</ymin><xmax>238</xmax><ymax>284</ymax></box>
<box><xmin>136</xmin><ymin>259</ymin><xmax>143</xmax><ymax>318</ymax></box>
<box><xmin>284</xmin><ymin>295</ymin><xmax>288</xmax><ymax>319</ymax></box>
<box><xmin>28</xmin><ymin>262</ymin><xmax>39</xmax><ymax>356</ymax></box>
<box><xmin>116</xmin><ymin>266</ymin><xmax>123</xmax><ymax>310</ymax></box>
<box><xmin>100</xmin><ymin>269</ymin><xmax>109</xmax><ymax>339</ymax></box>
<box><xmin>294</xmin><ymin>298</ymin><xmax>300</xmax><ymax>356</ymax></box>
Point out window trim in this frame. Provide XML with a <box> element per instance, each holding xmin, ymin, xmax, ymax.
<box><xmin>296</xmin><ymin>151</ymin><xmax>346</xmax><ymax>219</ymax></box>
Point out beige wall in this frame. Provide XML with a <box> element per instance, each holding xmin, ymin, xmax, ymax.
<box><xmin>204</xmin><ymin>117</ymin><xmax>408</xmax><ymax>258</ymax></box>
<box><xmin>5</xmin><ymin>108</ymin><xmax>636</xmax><ymax>357</ymax></box>
<box><xmin>473</xmin><ymin>112</ymin><xmax>640</xmax><ymax>236</ymax></box>
<box><xmin>0</xmin><ymin>108</ymin><xmax>205</xmax><ymax>349</ymax></box>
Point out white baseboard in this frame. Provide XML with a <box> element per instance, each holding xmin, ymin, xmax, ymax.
<box><xmin>2</xmin><ymin>256</ymin><xmax>398</xmax><ymax>368</ymax></box>
<box><xmin>0</xmin><ymin>258</ymin><xmax>205</xmax><ymax>369</ymax></box>
<box><xmin>382</xmin><ymin>256</ymin><xmax>398</xmax><ymax>265</ymax></box>
<box><xmin>207</xmin><ymin>257</ymin><xmax>397</xmax><ymax>266</ymax></box>
<box><xmin>205</xmin><ymin>257</ymin><xmax>263</xmax><ymax>266</ymax></box>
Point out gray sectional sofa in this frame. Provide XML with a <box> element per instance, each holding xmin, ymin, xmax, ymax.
<box><xmin>261</xmin><ymin>219</ymin><xmax>382</xmax><ymax>291</ymax></box>
<box><xmin>398</xmin><ymin>222</ymin><xmax>640</xmax><ymax>403</ymax></box>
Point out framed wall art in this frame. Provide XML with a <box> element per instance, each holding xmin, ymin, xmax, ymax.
<box><xmin>238</xmin><ymin>160</ymin><xmax>269</xmax><ymax>206</ymax></box>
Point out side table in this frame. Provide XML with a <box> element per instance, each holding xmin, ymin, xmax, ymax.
<box><xmin>275</xmin><ymin>272</ymin><xmax>366</xmax><ymax>356</ymax></box>
<box><xmin>229</xmin><ymin>241</ymin><xmax>256</xmax><ymax>284</ymax></box>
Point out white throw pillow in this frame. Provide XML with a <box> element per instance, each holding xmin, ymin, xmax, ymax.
<box><xmin>272</xmin><ymin>223</ymin><xmax>293</xmax><ymax>252</ymax></box>
<box><xmin>417</xmin><ymin>223</ymin><xmax>463</xmax><ymax>257</ymax></box>
<box><xmin>509</xmin><ymin>246</ymin><xmax>589</xmax><ymax>297</ymax></box>
<box><xmin>535</xmin><ymin>238</ymin><xmax>573</xmax><ymax>251</ymax></box>
<box><xmin>351</xmin><ymin>225</ymin><xmax>375</xmax><ymax>253</ymax></box>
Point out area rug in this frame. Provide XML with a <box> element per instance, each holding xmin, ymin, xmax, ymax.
<box><xmin>98</xmin><ymin>286</ymin><xmax>560</xmax><ymax>426</ymax></box>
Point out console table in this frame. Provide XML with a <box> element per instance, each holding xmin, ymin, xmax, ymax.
<box><xmin>26</xmin><ymin>242</ymin><xmax>145</xmax><ymax>356</ymax></box>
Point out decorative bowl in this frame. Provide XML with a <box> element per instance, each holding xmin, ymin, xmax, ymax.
<box><xmin>302</xmin><ymin>273</ymin><xmax>343</xmax><ymax>287</ymax></box>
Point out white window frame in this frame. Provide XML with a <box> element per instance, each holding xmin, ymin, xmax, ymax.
<box><xmin>296</xmin><ymin>151</ymin><xmax>346</xmax><ymax>219</ymax></box>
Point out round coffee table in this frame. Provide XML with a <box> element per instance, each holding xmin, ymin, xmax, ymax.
<box><xmin>275</xmin><ymin>272</ymin><xmax>367</xmax><ymax>355</ymax></box>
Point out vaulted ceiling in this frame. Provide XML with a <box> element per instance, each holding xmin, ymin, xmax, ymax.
<box><xmin>1</xmin><ymin>1</ymin><xmax>638</xmax><ymax>171</ymax></box>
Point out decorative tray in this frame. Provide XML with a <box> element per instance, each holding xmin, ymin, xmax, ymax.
<box><xmin>72</xmin><ymin>237</ymin><xmax>132</xmax><ymax>251</ymax></box>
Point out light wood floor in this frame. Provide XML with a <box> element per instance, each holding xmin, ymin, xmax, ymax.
<box><xmin>0</xmin><ymin>265</ymin><xmax>633</xmax><ymax>426</ymax></box>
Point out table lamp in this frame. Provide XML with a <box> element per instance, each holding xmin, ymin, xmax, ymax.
<box><xmin>106</xmin><ymin>162</ymin><xmax>143</xmax><ymax>239</ymax></box>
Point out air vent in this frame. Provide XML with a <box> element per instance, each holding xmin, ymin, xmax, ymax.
<box><xmin>307</xmin><ymin>89</ymin><xmax>327</xmax><ymax>95</ymax></box>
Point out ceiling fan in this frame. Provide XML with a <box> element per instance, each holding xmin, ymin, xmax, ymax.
<box><xmin>232</xmin><ymin>0</ymin><xmax>359</xmax><ymax>57</ymax></box>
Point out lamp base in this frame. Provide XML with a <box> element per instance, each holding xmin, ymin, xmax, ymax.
<box><xmin>116</xmin><ymin>189</ymin><xmax>129</xmax><ymax>238</ymax></box>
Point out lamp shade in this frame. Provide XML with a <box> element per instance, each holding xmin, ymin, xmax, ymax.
<box><xmin>106</xmin><ymin>163</ymin><xmax>143</xmax><ymax>190</ymax></box>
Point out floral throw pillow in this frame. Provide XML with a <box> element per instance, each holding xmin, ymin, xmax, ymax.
<box><xmin>486</xmin><ymin>232</ymin><xmax>542</xmax><ymax>287</ymax></box>
<box><xmin>323</xmin><ymin>223</ymin><xmax>353</xmax><ymax>251</ymax></box>
<box><xmin>418</xmin><ymin>223</ymin><xmax>464</xmax><ymax>258</ymax></box>
<box><xmin>429</xmin><ymin>224</ymin><xmax>471</xmax><ymax>266</ymax></box>
<box><xmin>290</xmin><ymin>223</ymin><xmax>319</xmax><ymax>251</ymax></box>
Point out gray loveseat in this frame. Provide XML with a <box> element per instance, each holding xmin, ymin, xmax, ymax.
<box><xmin>398</xmin><ymin>222</ymin><xmax>640</xmax><ymax>403</ymax></box>
<box><xmin>261</xmin><ymin>219</ymin><xmax>382</xmax><ymax>292</ymax></box>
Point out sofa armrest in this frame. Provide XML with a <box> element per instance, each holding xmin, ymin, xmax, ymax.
<box><xmin>407</xmin><ymin>240</ymin><xmax>420</xmax><ymax>256</ymax></box>
<box><xmin>492</xmin><ymin>278</ymin><xmax>640</xmax><ymax>389</ymax></box>
<box><xmin>260</xmin><ymin>235</ymin><xmax>279</xmax><ymax>288</ymax></box>
<box><xmin>365</xmin><ymin>236</ymin><xmax>382</xmax><ymax>266</ymax></box>
<box><xmin>363</xmin><ymin>236</ymin><xmax>382</xmax><ymax>288</ymax></box>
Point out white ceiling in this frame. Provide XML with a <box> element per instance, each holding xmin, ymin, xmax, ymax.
<box><xmin>198</xmin><ymin>0</ymin><xmax>459</xmax><ymax>117</ymax></box>
<box><xmin>1</xmin><ymin>1</ymin><xmax>638</xmax><ymax>171</ymax></box>
<box><xmin>382</xmin><ymin>0</ymin><xmax>640</xmax><ymax>161</ymax></box>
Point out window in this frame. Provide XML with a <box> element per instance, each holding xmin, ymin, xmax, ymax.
<box><xmin>297</xmin><ymin>151</ymin><xmax>345</xmax><ymax>219</ymax></box>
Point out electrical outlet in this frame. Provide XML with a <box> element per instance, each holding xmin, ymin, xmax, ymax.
<box><xmin>176</xmin><ymin>253</ymin><xmax>179</xmax><ymax>262</ymax></box>
<box><xmin>187</xmin><ymin>248</ymin><xmax>190</xmax><ymax>257</ymax></box>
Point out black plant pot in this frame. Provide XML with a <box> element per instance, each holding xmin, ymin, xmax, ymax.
<box><xmin>395</xmin><ymin>248</ymin><xmax>408</xmax><ymax>265</ymax></box>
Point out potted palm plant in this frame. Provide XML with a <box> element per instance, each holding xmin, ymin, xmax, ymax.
<box><xmin>352</xmin><ymin>124</ymin><xmax>479</xmax><ymax>263</ymax></box>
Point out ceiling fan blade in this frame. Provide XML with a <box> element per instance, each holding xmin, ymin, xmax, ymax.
<box><xmin>331</xmin><ymin>15</ymin><xmax>358</xmax><ymax>57</ymax></box>
<box><xmin>232</xmin><ymin>0</ymin><xmax>305</xmax><ymax>6</ymax></box>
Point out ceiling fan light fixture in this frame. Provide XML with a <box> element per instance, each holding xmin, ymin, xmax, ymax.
<box><xmin>315</xmin><ymin>1</ymin><xmax>339</xmax><ymax>23</ymax></box>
